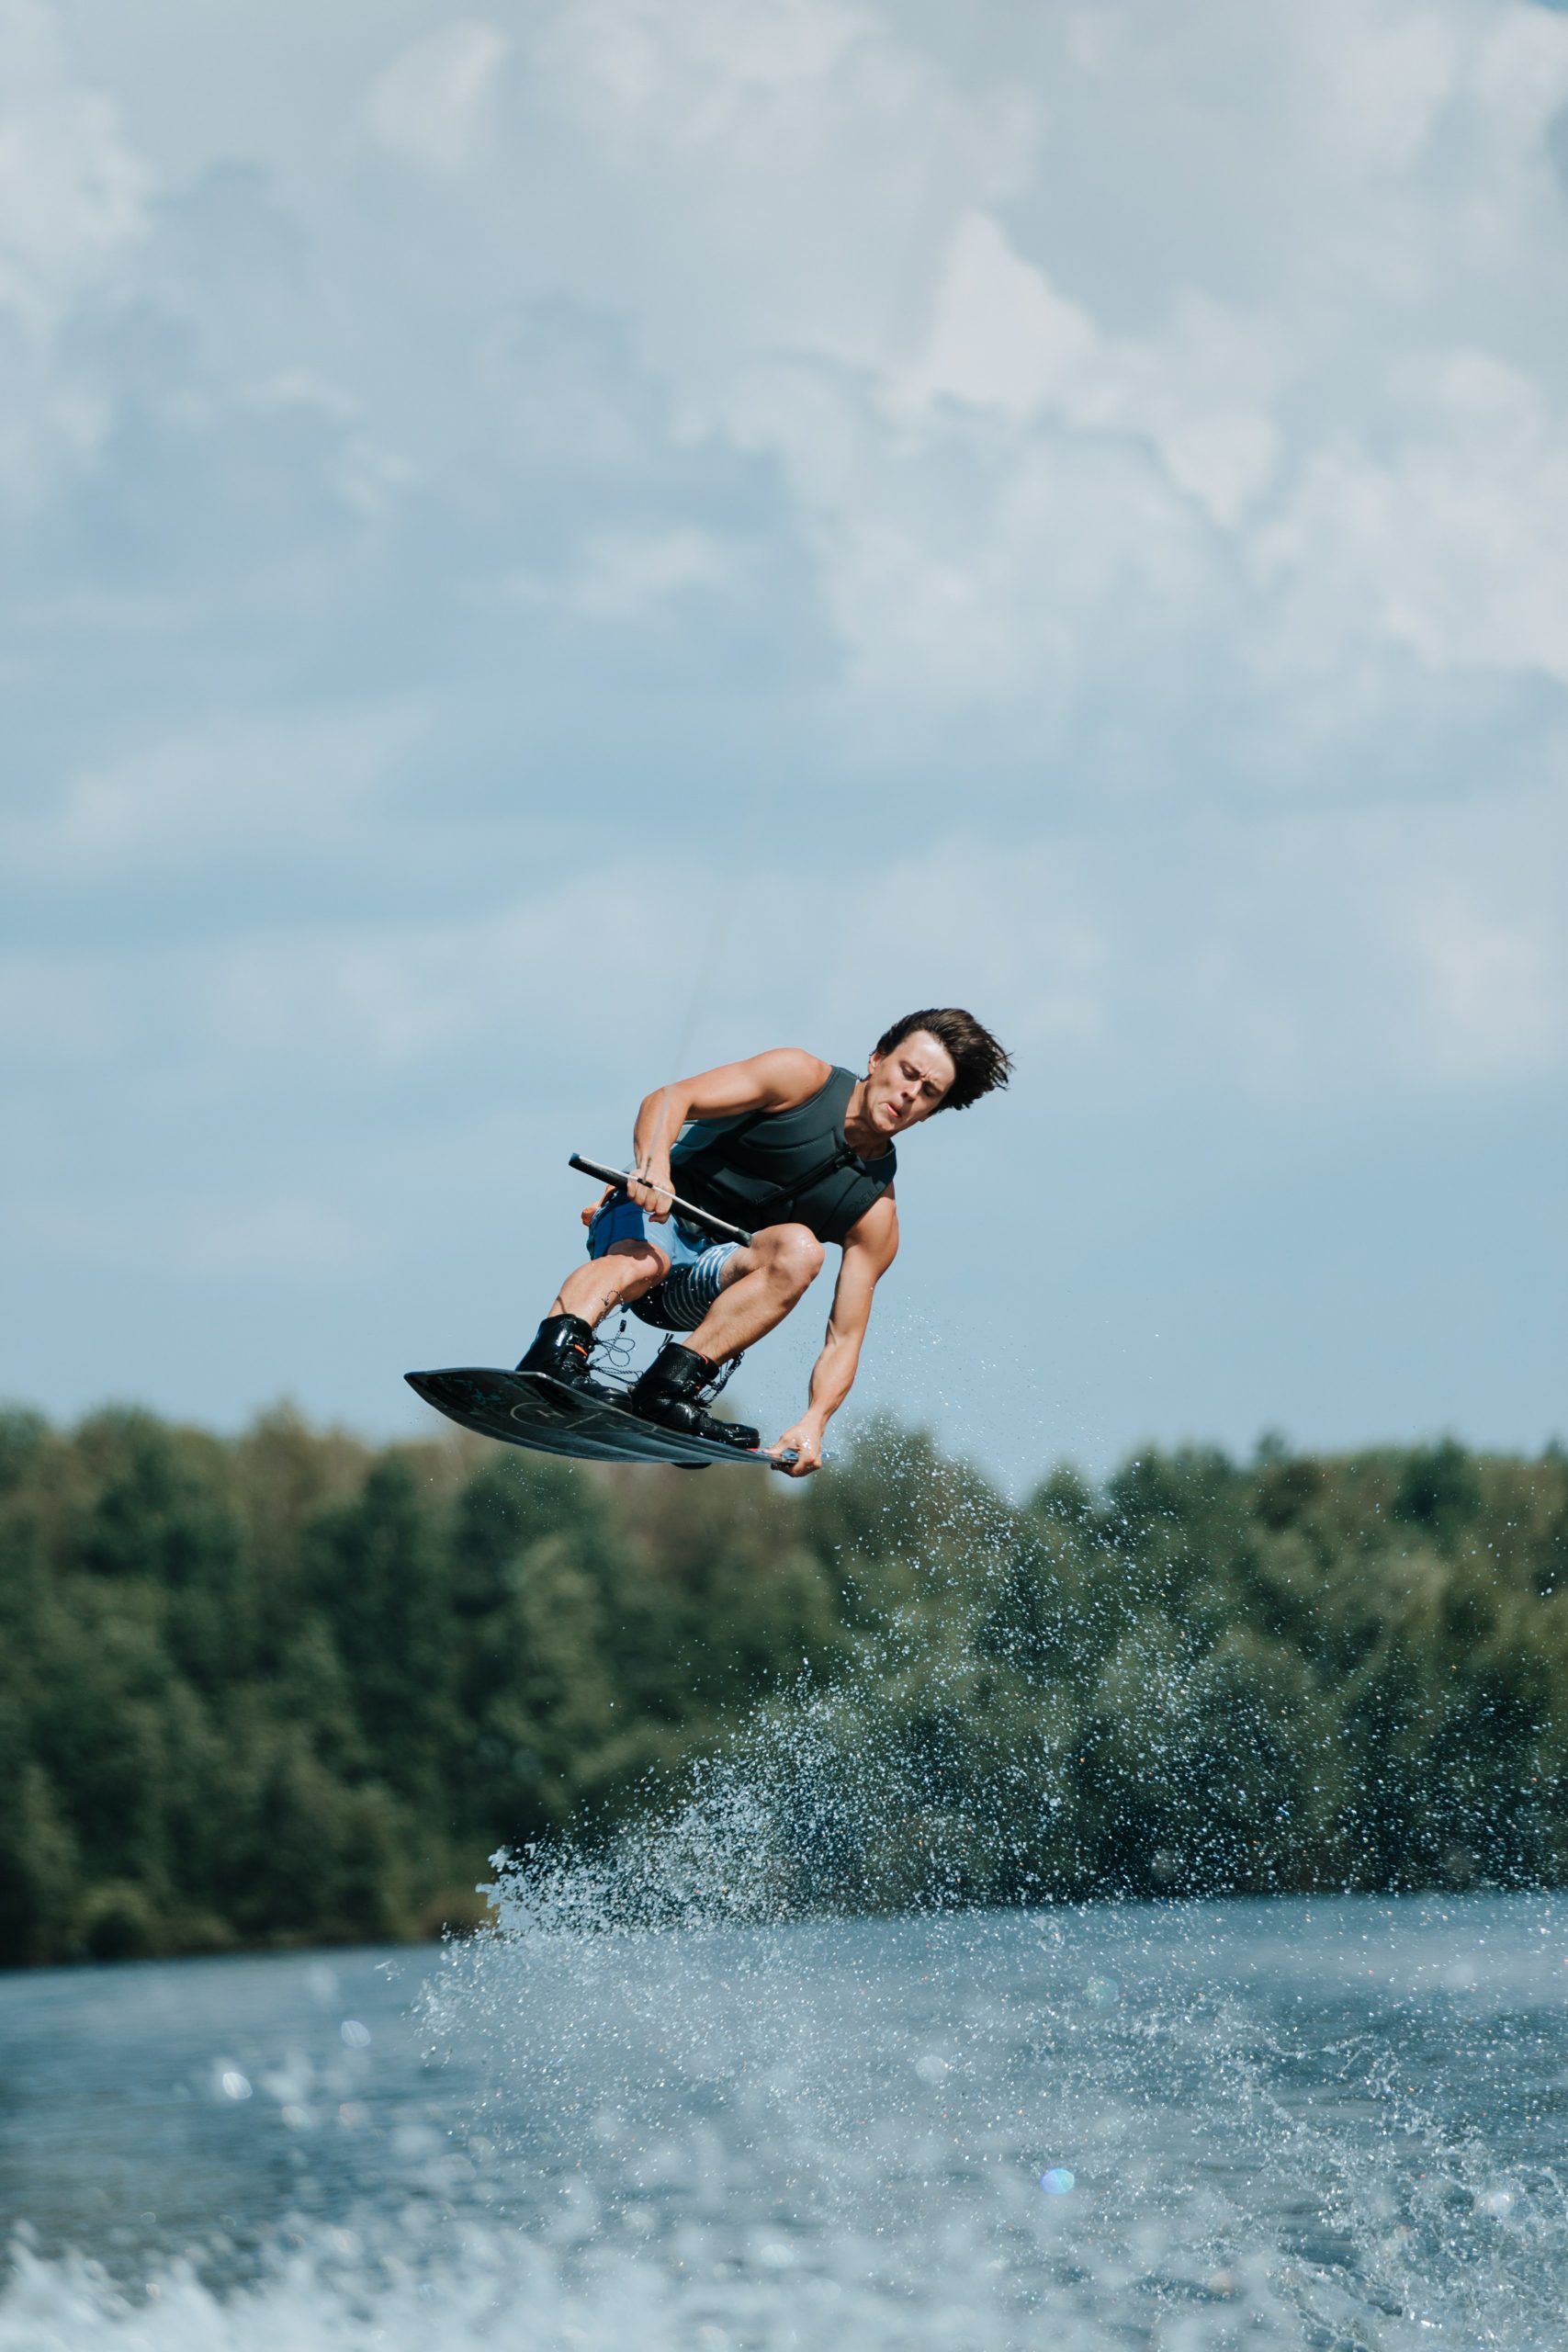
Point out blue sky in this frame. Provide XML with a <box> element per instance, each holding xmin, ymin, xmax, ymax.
<box><xmin>3</xmin><ymin>0</ymin><xmax>1565</xmax><ymax>1485</ymax></box>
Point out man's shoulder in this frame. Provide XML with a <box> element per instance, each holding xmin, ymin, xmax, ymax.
<box><xmin>747</xmin><ymin>1046</ymin><xmax>836</xmax><ymax>1105</ymax></box>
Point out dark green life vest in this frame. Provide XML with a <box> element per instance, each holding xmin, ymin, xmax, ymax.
<box><xmin>671</xmin><ymin>1065</ymin><xmax>896</xmax><ymax>1246</ymax></box>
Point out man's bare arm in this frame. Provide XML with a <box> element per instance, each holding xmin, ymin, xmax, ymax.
<box><xmin>773</xmin><ymin>1192</ymin><xmax>898</xmax><ymax>1476</ymax></box>
<box><xmin>626</xmin><ymin>1048</ymin><xmax>830</xmax><ymax>1218</ymax></box>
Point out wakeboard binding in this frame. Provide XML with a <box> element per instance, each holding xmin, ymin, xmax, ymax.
<box><xmin>516</xmin><ymin>1312</ymin><xmax>619</xmax><ymax>1404</ymax></box>
<box><xmin>626</xmin><ymin>1342</ymin><xmax>760</xmax><ymax>1452</ymax></box>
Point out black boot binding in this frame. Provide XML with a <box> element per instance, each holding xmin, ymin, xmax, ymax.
<box><xmin>626</xmin><ymin>1343</ymin><xmax>759</xmax><ymax>1452</ymax></box>
<box><xmin>516</xmin><ymin>1314</ymin><xmax>615</xmax><ymax>1401</ymax></box>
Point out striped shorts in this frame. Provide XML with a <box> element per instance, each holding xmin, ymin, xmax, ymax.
<box><xmin>586</xmin><ymin>1193</ymin><xmax>740</xmax><ymax>1333</ymax></box>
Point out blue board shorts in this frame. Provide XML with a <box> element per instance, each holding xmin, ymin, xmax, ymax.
<box><xmin>587</xmin><ymin>1192</ymin><xmax>741</xmax><ymax>1333</ymax></box>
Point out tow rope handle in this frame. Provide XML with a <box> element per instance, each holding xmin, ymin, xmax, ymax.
<box><xmin>569</xmin><ymin>1155</ymin><xmax>755</xmax><ymax>1249</ymax></box>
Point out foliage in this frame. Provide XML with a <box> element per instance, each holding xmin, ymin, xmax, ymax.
<box><xmin>0</xmin><ymin>1397</ymin><xmax>1565</xmax><ymax>1963</ymax></box>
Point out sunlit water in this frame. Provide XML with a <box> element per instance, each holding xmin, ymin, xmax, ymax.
<box><xmin>3</xmin><ymin>1892</ymin><xmax>1566</xmax><ymax>2349</ymax></box>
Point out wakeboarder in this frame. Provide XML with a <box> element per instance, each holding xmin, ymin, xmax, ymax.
<box><xmin>514</xmin><ymin>1008</ymin><xmax>1012</xmax><ymax>1476</ymax></box>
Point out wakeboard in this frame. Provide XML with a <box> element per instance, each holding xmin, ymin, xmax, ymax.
<box><xmin>405</xmin><ymin>1366</ymin><xmax>790</xmax><ymax>1471</ymax></box>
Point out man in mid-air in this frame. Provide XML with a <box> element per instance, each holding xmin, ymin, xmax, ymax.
<box><xmin>516</xmin><ymin>1007</ymin><xmax>1011</xmax><ymax>1476</ymax></box>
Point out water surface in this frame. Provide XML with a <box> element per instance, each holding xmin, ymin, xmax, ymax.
<box><xmin>2</xmin><ymin>1894</ymin><xmax>1564</xmax><ymax>2348</ymax></box>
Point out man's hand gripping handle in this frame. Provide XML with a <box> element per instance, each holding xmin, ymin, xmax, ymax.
<box><xmin>568</xmin><ymin>1154</ymin><xmax>755</xmax><ymax>1248</ymax></box>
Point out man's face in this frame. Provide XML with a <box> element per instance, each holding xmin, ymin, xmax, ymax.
<box><xmin>863</xmin><ymin>1031</ymin><xmax>956</xmax><ymax>1137</ymax></box>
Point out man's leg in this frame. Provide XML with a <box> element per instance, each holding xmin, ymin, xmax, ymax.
<box><xmin>518</xmin><ymin>1238</ymin><xmax>671</xmax><ymax>1389</ymax></box>
<box><xmin>684</xmin><ymin>1223</ymin><xmax>826</xmax><ymax>1359</ymax></box>
<box><xmin>623</xmin><ymin>1226</ymin><xmax>822</xmax><ymax>1450</ymax></box>
<box><xmin>549</xmin><ymin>1238</ymin><xmax>671</xmax><ymax>1327</ymax></box>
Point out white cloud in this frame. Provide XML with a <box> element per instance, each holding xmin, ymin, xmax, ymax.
<box><xmin>1357</xmin><ymin>777</ymin><xmax>1568</xmax><ymax>1085</ymax></box>
<box><xmin>1475</xmin><ymin>6</ymin><xmax>1568</xmax><ymax>151</ymax></box>
<box><xmin>507</xmin><ymin>526</ymin><xmax>739</xmax><ymax>617</ymax></box>
<box><xmin>0</xmin><ymin>0</ymin><xmax>147</xmax><ymax>499</ymax></box>
<box><xmin>537</xmin><ymin>0</ymin><xmax>873</xmax><ymax>136</ymax></box>
<box><xmin>1396</xmin><ymin>891</ymin><xmax>1562</xmax><ymax>1082</ymax></box>
<box><xmin>13</xmin><ymin>787</ymin><xmax>1560</xmax><ymax>1115</ymax></box>
<box><xmin>367</xmin><ymin>21</ymin><xmax>510</xmax><ymax>174</ymax></box>
<box><xmin>812</xmin><ymin>839</ymin><xmax>1109</xmax><ymax>1057</ymax></box>
<box><xmin>457</xmin><ymin>0</ymin><xmax>1566</xmax><ymax>725</ymax></box>
<box><xmin>1256</xmin><ymin>354</ymin><xmax>1568</xmax><ymax>684</ymax></box>
<box><xmin>4</xmin><ymin>17</ymin><xmax>1565</xmax><ymax>1093</ymax></box>
<box><xmin>897</xmin><ymin>214</ymin><xmax>1278</xmax><ymax>527</ymax></box>
<box><xmin>1302</xmin><ymin>6</ymin><xmax>1459</xmax><ymax>172</ymax></box>
<box><xmin>81</xmin><ymin>868</ymin><xmax>665</xmax><ymax>1078</ymax></box>
<box><xmin>0</xmin><ymin>0</ymin><xmax>145</xmax><ymax>314</ymax></box>
<box><xmin>896</xmin><ymin>210</ymin><xmax>1098</xmax><ymax>421</ymax></box>
<box><xmin>4</xmin><ymin>704</ymin><xmax>423</xmax><ymax>882</ymax></box>
<box><xmin>24</xmin><ymin>0</ymin><xmax>1568</xmax><ymax>735</ymax></box>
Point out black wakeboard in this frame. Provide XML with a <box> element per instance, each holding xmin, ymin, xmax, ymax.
<box><xmin>405</xmin><ymin>1367</ymin><xmax>788</xmax><ymax>1471</ymax></box>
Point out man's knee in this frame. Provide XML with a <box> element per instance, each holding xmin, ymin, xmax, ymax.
<box><xmin>761</xmin><ymin>1223</ymin><xmax>825</xmax><ymax>1292</ymax></box>
<box><xmin>601</xmin><ymin>1239</ymin><xmax>671</xmax><ymax>1294</ymax></box>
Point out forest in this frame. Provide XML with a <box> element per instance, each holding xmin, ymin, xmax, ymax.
<box><xmin>2</xmin><ymin>1399</ymin><xmax>1565</xmax><ymax>1966</ymax></box>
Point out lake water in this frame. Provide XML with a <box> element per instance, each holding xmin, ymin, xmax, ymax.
<box><xmin>2</xmin><ymin>1892</ymin><xmax>1566</xmax><ymax>2349</ymax></box>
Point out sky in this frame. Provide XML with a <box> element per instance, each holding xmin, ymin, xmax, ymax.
<box><xmin>2</xmin><ymin>0</ymin><xmax>1565</xmax><ymax>1487</ymax></box>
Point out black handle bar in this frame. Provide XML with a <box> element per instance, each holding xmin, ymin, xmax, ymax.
<box><xmin>569</xmin><ymin>1155</ymin><xmax>754</xmax><ymax>1248</ymax></box>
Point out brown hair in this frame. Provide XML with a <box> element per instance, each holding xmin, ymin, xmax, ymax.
<box><xmin>872</xmin><ymin>1008</ymin><xmax>1013</xmax><ymax>1113</ymax></box>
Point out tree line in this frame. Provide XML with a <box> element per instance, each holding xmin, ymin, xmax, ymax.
<box><xmin>1</xmin><ymin>1399</ymin><xmax>1565</xmax><ymax>1965</ymax></box>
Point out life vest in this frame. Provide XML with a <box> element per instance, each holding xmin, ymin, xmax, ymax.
<box><xmin>671</xmin><ymin>1066</ymin><xmax>896</xmax><ymax>1246</ymax></box>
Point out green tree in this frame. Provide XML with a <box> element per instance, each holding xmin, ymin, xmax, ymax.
<box><xmin>307</xmin><ymin>1458</ymin><xmax>459</xmax><ymax>1807</ymax></box>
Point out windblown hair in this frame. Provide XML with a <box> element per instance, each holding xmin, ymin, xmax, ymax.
<box><xmin>872</xmin><ymin>1008</ymin><xmax>1013</xmax><ymax>1114</ymax></box>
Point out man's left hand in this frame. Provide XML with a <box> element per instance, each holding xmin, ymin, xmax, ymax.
<box><xmin>771</xmin><ymin>1421</ymin><xmax>825</xmax><ymax>1477</ymax></box>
